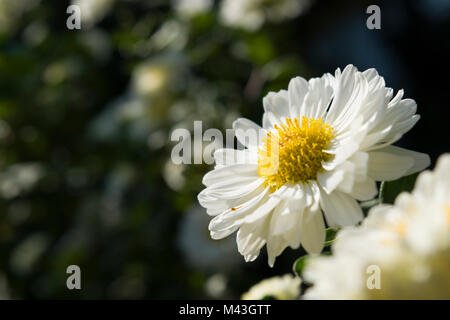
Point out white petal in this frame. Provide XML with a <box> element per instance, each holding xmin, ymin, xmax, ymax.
<box><xmin>332</xmin><ymin>161</ymin><xmax>356</xmax><ymax>193</ymax></box>
<box><xmin>302</xmin><ymin>76</ymin><xmax>333</xmax><ymax>119</ymax></box>
<box><xmin>322</xmin><ymin>139</ymin><xmax>360</xmax><ymax>171</ymax></box>
<box><xmin>237</xmin><ymin>219</ymin><xmax>268</xmax><ymax>261</ymax></box>
<box><xmin>199</xmin><ymin>180</ymin><xmax>265</xmax><ymax>214</ymax></box>
<box><xmin>300</xmin><ymin>209</ymin><xmax>325</xmax><ymax>254</ymax></box>
<box><xmin>317</xmin><ymin>169</ymin><xmax>345</xmax><ymax>194</ymax></box>
<box><xmin>232</xmin><ymin>118</ymin><xmax>264</xmax><ymax>149</ymax></box>
<box><xmin>360</xmin><ymin>124</ymin><xmax>393</xmax><ymax>150</ymax></box>
<box><xmin>366</xmin><ymin>97</ymin><xmax>419</xmax><ymax>149</ymax></box>
<box><xmin>319</xmin><ymin>189</ymin><xmax>364</xmax><ymax>227</ymax></box>
<box><xmin>208</xmin><ymin>187</ymin><xmax>269</xmax><ymax>238</ymax></box>
<box><xmin>203</xmin><ymin>177</ymin><xmax>264</xmax><ymax>200</ymax></box>
<box><xmin>243</xmin><ymin>196</ymin><xmax>281</xmax><ymax>224</ymax></box>
<box><xmin>202</xmin><ymin>164</ymin><xmax>258</xmax><ymax>187</ymax></box>
<box><xmin>388</xmin><ymin>97</ymin><xmax>417</xmax><ymax>122</ymax></box>
<box><xmin>267</xmin><ymin>200</ymin><xmax>306</xmax><ymax>261</ymax></box>
<box><xmin>262</xmin><ymin>112</ymin><xmax>279</xmax><ymax>129</ymax></box>
<box><xmin>348</xmin><ymin>151</ymin><xmax>369</xmax><ymax>178</ymax></box>
<box><xmin>331</xmin><ymin>72</ymin><xmax>369</xmax><ymax>133</ymax></box>
<box><xmin>325</xmin><ymin>65</ymin><xmax>358</xmax><ymax>125</ymax></box>
<box><xmin>363</xmin><ymin>68</ymin><xmax>385</xmax><ymax>90</ymax></box>
<box><xmin>209</xmin><ymin>225</ymin><xmax>239</xmax><ymax>240</ymax></box>
<box><xmin>270</xmin><ymin>184</ymin><xmax>305</xmax><ymax>200</ymax></box>
<box><xmin>367</xmin><ymin>145</ymin><xmax>429</xmax><ymax>181</ymax></box>
<box><xmin>304</xmin><ymin>181</ymin><xmax>320</xmax><ymax>211</ymax></box>
<box><xmin>334</xmin><ymin>152</ymin><xmax>369</xmax><ymax>194</ymax></box>
<box><xmin>282</xmin><ymin>209</ymin><xmax>304</xmax><ymax>249</ymax></box>
<box><xmin>322</xmin><ymin>116</ymin><xmax>367</xmax><ymax>171</ymax></box>
<box><xmin>213</xmin><ymin>148</ymin><xmax>258</xmax><ymax>166</ymax></box>
<box><xmin>269</xmin><ymin>201</ymin><xmax>301</xmax><ymax>236</ymax></box>
<box><xmin>381</xmin><ymin>115</ymin><xmax>420</xmax><ymax>145</ymax></box>
<box><xmin>263</xmin><ymin>90</ymin><xmax>290</xmax><ymax>120</ymax></box>
<box><xmin>288</xmin><ymin>76</ymin><xmax>309</xmax><ymax>118</ymax></box>
<box><xmin>206</xmin><ymin>207</ymin><xmax>223</xmax><ymax>216</ymax></box>
<box><xmin>357</xmin><ymin>88</ymin><xmax>389</xmax><ymax>132</ymax></box>
<box><xmin>200</xmin><ymin>180</ymin><xmax>260</xmax><ymax>206</ymax></box>
<box><xmin>288</xmin><ymin>197</ymin><xmax>307</xmax><ymax>213</ymax></box>
<box><xmin>379</xmin><ymin>145</ymin><xmax>430</xmax><ymax>176</ymax></box>
<box><xmin>266</xmin><ymin>235</ymin><xmax>287</xmax><ymax>267</ymax></box>
<box><xmin>346</xmin><ymin>176</ymin><xmax>378</xmax><ymax>201</ymax></box>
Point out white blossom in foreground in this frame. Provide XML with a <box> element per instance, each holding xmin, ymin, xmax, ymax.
<box><xmin>242</xmin><ymin>274</ymin><xmax>301</xmax><ymax>300</ymax></box>
<box><xmin>304</xmin><ymin>154</ymin><xmax>450</xmax><ymax>299</ymax></box>
<box><xmin>220</xmin><ymin>0</ymin><xmax>311</xmax><ymax>31</ymax></box>
<box><xmin>198</xmin><ymin>65</ymin><xmax>430</xmax><ymax>266</ymax></box>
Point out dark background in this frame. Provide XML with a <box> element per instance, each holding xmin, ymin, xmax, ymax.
<box><xmin>0</xmin><ymin>0</ymin><xmax>448</xmax><ymax>299</ymax></box>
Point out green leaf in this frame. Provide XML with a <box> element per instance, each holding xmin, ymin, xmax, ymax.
<box><xmin>247</xmin><ymin>34</ymin><xmax>276</xmax><ymax>66</ymax></box>
<box><xmin>261</xmin><ymin>295</ymin><xmax>277</xmax><ymax>300</ymax></box>
<box><xmin>379</xmin><ymin>173</ymin><xmax>419</xmax><ymax>204</ymax></box>
<box><xmin>324</xmin><ymin>227</ymin><xmax>338</xmax><ymax>247</ymax></box>
<box><xmin>293</xmin><ymin>250</ymin><xmax>333</xmax><ymax>278</ymax></box>
<box><xmin>293</xmin><ymin>255</ymin><xmax>309</xmax><ymax>277</ymax></box>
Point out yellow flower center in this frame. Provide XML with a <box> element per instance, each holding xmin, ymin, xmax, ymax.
<box><xmin>258</xmin><ymin>116</ymin><xmax>334</xmax><ymax>191</ymax></box>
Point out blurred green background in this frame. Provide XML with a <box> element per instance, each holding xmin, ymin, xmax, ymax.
<box><xmin>0</xmin><ymin>0</ymin><xmax>449</xmax><ymax>299</ymax></box>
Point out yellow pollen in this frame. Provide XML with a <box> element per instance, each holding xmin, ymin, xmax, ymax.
<box><xmin>380</xmin><ymin>238</ymin><xmax>395</xmax><ymax>247</ymax></box>
<box><xmin>257</xmin><ymin>116</ymin><xmax>334</xmax><ymax>191</ymax></box>
<box><xmin>381</xmin><ymin>220</ymin><xmax>407</xmax><ymax>245</ymax></box>
<box><xmin>392</xmin><ymin>221</ymin><xmax>406</xmax><ymax>236</ymax></box>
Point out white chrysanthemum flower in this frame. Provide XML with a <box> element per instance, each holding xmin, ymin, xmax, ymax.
<box><xmin>303</xmin><ymin>154</ymin><xmax>450</xmax><ymax>299</ymax></box>
<box><xmin>198</xmin><ymin>65</ymin><xmax>430</xmax><ymax>266</ymax></box>
<box><xmin>220</xmin><ymin>0</ymin><xmax>311</xmax><ymax>31</ymax></box>
<box><xmin>242</xmin><ymin>274</ymin><xmax>301</xmax><ymax>300</ymax></box>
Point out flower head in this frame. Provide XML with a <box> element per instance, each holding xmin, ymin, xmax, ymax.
<box><xmin>303</xmin><ymin>154</ymin><xmax>450</xmax><ymax>299</ymax></box>
<box><xmin>242</xmin><ymin>274</ymin><xmax>301</xmax><ymax>300</ymax></box>
<box><xmin>198</xmin><ymin>65</ymin><xmax>430</xmax><ymax>266</ymax></box>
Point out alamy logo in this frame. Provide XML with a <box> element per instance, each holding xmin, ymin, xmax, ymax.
<box><xmin>366</xmin><ymin>5</ymin><xmax>381</xmax><ymax>30</ymax></box>
<box><xmin>170</xmin><ymin>121</ymin><xmax>280</xmax><ymax>173</ymax></box>
<box><xmin>66</xmin><ymin>5</ymin><xmax>81</xmax><ymax>30</ymax></box>
<box><xmin>366</xmin><ymin>264</ymin><xmax>381</xmax><ymax>290</ymax></box>
<box><xmin>66</xmin><ymin>265</ymin><xmax>81</xmax><ymax>290</ymax></box>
